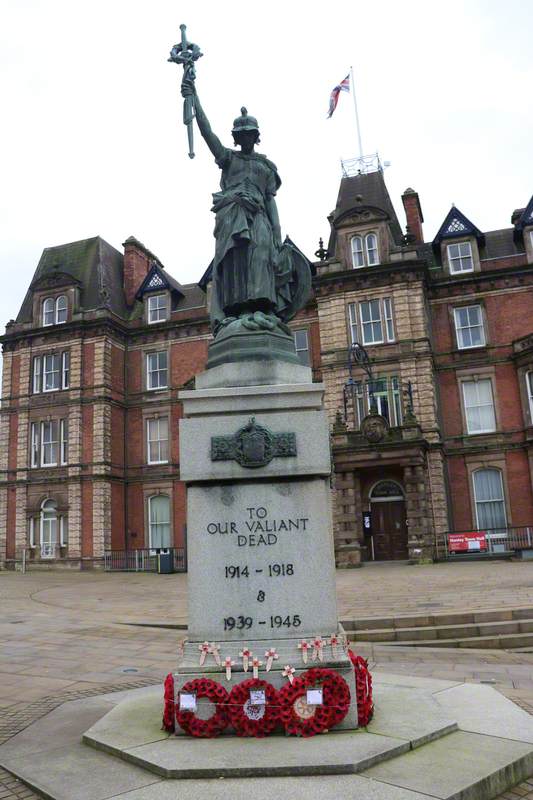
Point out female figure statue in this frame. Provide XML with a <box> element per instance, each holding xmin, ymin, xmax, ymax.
<box><xmin>182</xmin><ymin>80</ymin><xmax>310</xmax><ymax>339</ymax></box>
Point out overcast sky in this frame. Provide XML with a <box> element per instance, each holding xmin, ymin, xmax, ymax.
<box><xmin>1</xmin><ymin>0</ymin><xmax>532</xmax><ymax>332</ymax></box>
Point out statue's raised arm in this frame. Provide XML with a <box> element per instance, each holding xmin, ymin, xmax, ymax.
<box><xmin>181</xmin><ymin>81</ymin><xmax>226</xmax><ymax>164</ymax></box>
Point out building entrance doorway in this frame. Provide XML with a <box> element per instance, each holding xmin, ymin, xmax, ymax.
<box><xmin>370</xmin><ymin>481</ymin><xmax>408</xmax><ymax>560</ymax></box>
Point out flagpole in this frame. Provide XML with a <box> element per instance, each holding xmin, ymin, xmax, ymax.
<box><xmin>350</xmin><ymin>65</ymin><xmax>363</xmax><ymax>159</ymax></box>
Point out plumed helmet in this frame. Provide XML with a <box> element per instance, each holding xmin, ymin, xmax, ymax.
<box><xmin>232</xmin><ymin>106</ymin><xmax>259</xmax><ymax>134</ymax></box>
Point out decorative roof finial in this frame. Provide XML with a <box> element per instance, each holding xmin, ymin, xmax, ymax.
<box><xmin>314</xmin><ymin>237</ymin><xmax>328</xmax><ymax>261</ymax></box>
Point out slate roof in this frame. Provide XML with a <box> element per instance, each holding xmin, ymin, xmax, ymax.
<box><xmin>17</xmin><ymin>236</ymin><xmax>128</xmax><ymax>323</ymax></box>
<box><xmin>483</xmin><ymin>228</ymin><xmax>525</xmax><ymax>259</ymax></box>
<box><xmin>327</xmin><ymin>170</ymin><xmax>404</xmax><ymax>254</ymax></box>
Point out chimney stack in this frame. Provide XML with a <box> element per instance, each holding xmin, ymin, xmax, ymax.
<box><xmin>401</xmin><ymin>188</ymin><xmax>424</xmax><ymax>245</ymax></box>
<box><xmin>122</xmin><ymin>236</ymin><xmax>151</xmax><ymax>306</ymax></box>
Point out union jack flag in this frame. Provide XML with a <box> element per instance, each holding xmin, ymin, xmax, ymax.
<box><xmin>327</xmin><ymin>74</ymin><xmax>350</xmax><ymax>118</ymax></box>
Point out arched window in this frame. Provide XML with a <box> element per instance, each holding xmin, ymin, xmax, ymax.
<box><xmin>148</xmin><ymin>494</ymin><xmax>171</xmax><ymax>550</ymax></box>
<box><xmin>40</xmin><ymin>500</ymin><xmax>58</xmax><ymax>558</ymax></box>
<box><xmin>55</xmin><ymin>295</ymin><xmax>67</xmax><ymax>324</ymax></box>
<box><xmin>473</xmin><ymin>469</ymin><xmax>507</xmax><ymax>531</ymax></box>
<box><xmin>351</xmin><ymin>236</ymin><xmax>364</xmax><ymax>268</ymax></box>
<box><xmin>43</xmin><ymin>298</ymin><xmax>55</xmax><ymax>327</ymax></box>
<box><xmin>365</xmin><ymin>233</ymin><xmax>379</xmax><ymax>265</ymax></box>
<box><xmin>370</xmin><ymin>480</ymin><xmax>404</xmax><ymax>501</ymax></box>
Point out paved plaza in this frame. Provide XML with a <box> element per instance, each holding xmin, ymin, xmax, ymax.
<box><xmin>0</xmin><ymin>560</ymin><xmax>532</xmax><ymax>798</ymax></box>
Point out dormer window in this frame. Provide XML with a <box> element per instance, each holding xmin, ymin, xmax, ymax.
<box><xmin>351</xmin><ymin>233</ymin><xmax>380</xmax><ymax>269</ymax></box>
<box><xmin>42</xmin><ymin>295</ymin><xmax>67</xmax><ymax>326</ymax></box>
<box><xmin>147</xmin><ymin>293</ymin><xmax>168</xmax><ymax>324</ymax></box>
<box><xmin>447</xmin><ymin>242</ymin><xmax>473</xmax><ymax>274</ymax></box>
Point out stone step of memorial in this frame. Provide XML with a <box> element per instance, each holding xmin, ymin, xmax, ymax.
<box><xmin>347</xmin><ymin>618</ymin><xmax>533</xmax><ymax>645</ymax></box>
<box><xmin>350</xmin><ymin>630</ymin><xmax>533</xmax><ymax>650</ymax></box>
<box><xmin>340</xmin><ymin>605</ymin><xmax>533</xmax><ymax>632</ymax></box>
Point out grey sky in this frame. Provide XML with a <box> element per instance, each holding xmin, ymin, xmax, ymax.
<box><xmin>1</xmin><ymin>0</ymin><xmax>532</xmax><ymax>333</ymax></box>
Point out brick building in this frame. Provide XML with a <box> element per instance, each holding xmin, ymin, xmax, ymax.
<box><xmin>1</xmin><ymin>166</ymin><xmax>533</xmax><ymax>568</ymax></box>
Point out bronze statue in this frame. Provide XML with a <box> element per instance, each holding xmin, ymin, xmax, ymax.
<box><xmin>169</xmin><ymin>26</ymin><xmax>311</xmax><ymax>361</ymax></box>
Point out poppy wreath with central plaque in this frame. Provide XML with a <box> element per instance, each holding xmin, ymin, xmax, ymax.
<box><xmin>227</xmin><ymin>678</ymin><xmax>280</xmax><ymax>737</ymax></box>
<box><xmin>175</xmin><ymin>678</ymin><xmax>229</xmax><ymax>737</ymax></box>
<box><xmin>278</xmin><ymin>667</ymin><xmax>351</xmax><ymax>737</ymax></box>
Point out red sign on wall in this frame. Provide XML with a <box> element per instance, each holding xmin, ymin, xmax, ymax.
<box><xmin>448</xmin><ymin>532</ymin><xmax>487</xmax><ymax>553</ymax></box>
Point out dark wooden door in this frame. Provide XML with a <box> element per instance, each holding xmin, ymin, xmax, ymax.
<box><xmin>371</xmin><ymin>501</ymin><xmax>408</xmax><ymax>560</ymax></box>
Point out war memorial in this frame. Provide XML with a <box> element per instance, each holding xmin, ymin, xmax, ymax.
<box><xmin>0</xmin><ymin>23</ymin><xmax>532</xmax><ymax>800</ymax></box>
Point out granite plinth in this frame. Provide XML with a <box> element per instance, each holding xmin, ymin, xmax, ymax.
<box><xmin>196</xmin><ymin>360</ymin><xmax>312</xmax><ymax>389</ymax></box>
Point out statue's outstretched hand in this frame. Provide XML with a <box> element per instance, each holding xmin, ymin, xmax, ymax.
<box><xmin>181</xmin><ymin>78</ymin><xmax>196</xmax><ymax>98</ymax></box>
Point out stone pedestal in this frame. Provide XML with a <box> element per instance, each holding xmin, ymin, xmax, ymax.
<box><xmin>177</xmin><ymin>361</ymin><xmax>358</xmax><ymax>731</ymax></box>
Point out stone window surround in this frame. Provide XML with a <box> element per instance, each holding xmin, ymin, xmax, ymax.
<box><xmin>142</xmin><ymin>345</ymin><xmax>170</xmax><ymax>393</ymax></box>
<box><xmin>450</xmin><ymin>301</ymin><xmax>488</xmax><ymax>351</ymax></box>
<box><xmin>28</xmin><ymin>408</ymin><xmax>69</xmax><ymax>468</ymax></box>
<box><xmin>350</xmin><ymin>231</ymin><xmax>380</xmax><ymax>269</ymax></box>
<box><xmin>145</xmin><ymin>291</ymin><xmax>171</xmax><ymax>325</ymax></box>
<box><xmin>455</xmin><ymin>365</ymin><xmax>500</xmax><ymax>437</ymax></box>
<box><xmin>516</xmin><ymin>364</ymin><xmax>533</xmax><ymax>428</ymax></box>
<box><xmin>292</xmin><ymin>326</ymin><xmax>311</xmax><ymax>366</ymax></box>
<box><xmin>440</xmin><ymin>237</ymin><xmax>480</xmax><ymax>276</ymax></box>
<box><xmin>31</xmin><ymin>349</ymin><xmax>70</xmax><ymax>394</ymax></box>
<box><xmin>455</xmin><ymin>366</ymin><xmax>501</xmax><ymax>436</ymax></box>
<box><xmin>27</xmin><ymin>492</ymin><xmax>69</xmax><ymax>554</ymax></box>
<box><xmin>142</xmin><ymin>404</ymin><xmax>171</xmax><ymax>465</ymax></box>
<box><xmin>346</xmin><ymin>296</ymin><xmax>395</xmax><ymax>347</ymax></box>
<box><xmin>463</xmin><ymin>454</ymin><xmax>511</xmax><ymax>529</ymax></box>
<box><xmin>337</xmin><ymin>219</ymin><xmax>389</xmax><ymax>270</ymax></box>
<box><xmin>32</xmin><ymin>288</ymin><xmax>74</xmax><ymax>329</ymax></box>
<box><xmin>143</xmin><ymin>483</ymin><xmax>173</xmax><ymax>550</ymax></box>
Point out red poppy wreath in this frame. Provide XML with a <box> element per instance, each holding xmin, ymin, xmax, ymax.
<box><xmin>227</xmin><ymin>678</ymin><xmax>280</xmax><ymax>737</ymax></box>
<box><xmin>162</xmin><ymin>672</ymin><xmax>175</xmax><ymax>733</ymax></box>
<box><xmin>278</xmin><ymin>667</ymin><xmax>351</xmax><ymax>737</ymax></box>
<box><xmin>175</xmin><ymin>678</ymin><xmax>229</xmax><ymax>737</ymax></box>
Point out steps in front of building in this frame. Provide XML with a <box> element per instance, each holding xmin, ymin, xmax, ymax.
<box><xmin>342</xmin><ymin>606</ymin><xmax>533</xmax><ymax>650</ymax></box>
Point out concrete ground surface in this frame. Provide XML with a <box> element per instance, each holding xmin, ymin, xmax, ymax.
<box><xmin>0</xmin><ymin>560</ymin><xmax>532</xmax><ymax>798</ymax></box>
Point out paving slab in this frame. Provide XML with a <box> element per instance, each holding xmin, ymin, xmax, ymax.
<box><xmin>434</xmin><ymin>682</ymin><xmax>533</xmax><ymax>743</ymax></box>
<box><xmin>362</xmin><ymin>729</ymin><xmax>533</xmax><ymax>800</ymax></box>
<box><xmin>372</xmin><ymin>672</ymin><xmax>463</xmax><ymax>692</ymax></box>
<box><xmin>116</xmin><ymin>731</ymin><xmax>410</xmax><ymax>779</ymax></box>
<box><xmin>0</xmin><ymin>742</ymin><xmax>161</xmax><ymax>800</ymax></box>
<box><xmin>115</xmin><ymin>774</ymin><xmax>436</xmax><ymax>800</ymax></box>
<box><xmin>367</xmin><ymin>685</ymin><xmax>457</xmax><ymax>746</ymax></box>
<box><xmin>81</xmin><ymin>688</ymin><xmax>169</xmax><ymax>751</ymax></box>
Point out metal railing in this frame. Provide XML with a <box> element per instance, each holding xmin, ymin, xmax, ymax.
<box><xmin>104</xmin><ymin>547</ymin><xmax>187</xmax><ymax>573</ymax></box>
<box><xmin>439</xmin><ymin>526</ymin><xmax>533</xmax><ymax>559</ymax></box>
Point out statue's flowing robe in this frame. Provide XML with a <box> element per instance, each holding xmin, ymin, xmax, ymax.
<box><xmin>210</xmin><ymin>148</ymin><xmax>281</xmax><ymax>322</ymax></box>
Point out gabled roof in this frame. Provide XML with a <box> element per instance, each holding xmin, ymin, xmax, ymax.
<box><xmin>432</xmin><ymin>206</ymin><xmax>484</xmax><ymax>249</ymax></box>
<box><xmin>135</xmin><ymin>261</ymin><xmax>184</xmax><ymax>300</ymax></box>
<box><xmin>513</xmin><ymin>195</ymin><xmax>533</xmax><ymax>233</ymax></box>
<box><xmin>16</xmin><ymin>236</ymin><xmax>128</xmax><ymax>322</ymax></box>
<box><xmin>327</xmin><ymin>170</ymin><xmax>404</xmax><ymax>254</ymax></box>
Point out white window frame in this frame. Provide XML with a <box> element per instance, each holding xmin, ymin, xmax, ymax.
<box><xmin>55</xmin><ymin>295</ymin><xmax>67</xmax><ymax>324</ymax></box>
<box><xmin>148</xmin><ymin>494</ymin><xmax>171</xmax><ymax>551</ymax></box>
<box><xmin>472</xmin><ymin>468</ymin><xmax>507</xmax><ymax>532</ymax></box>
<box><xmin>527</xmin><ymin>371</ymin><xmax>533</xmax><ymax>424</ymax></box>
<box><xmin>61</xmin><ymin>351</ymin><xmax>70</xmax><ymax>389</ymax></box>
<box><xmin>43</xmin><ymin>298</ymin><xmax>55</xmax><ymax>326</ymax></box>
<box><xmin>447</xmin><ymin>241</ymin><xmax>474</xmax><ymax>274</ymax></box>
<box><xmin>147</xmin><ymin>293</ymin><xmax>168</xmax><ymax>324</ymax></box>
<box><xmin>43</xmin><ymin>354</ymin><xmax>60</xmax><ymax>392</ymax></box>
<box><xmin>31</xmin><ymin>422</ymin><xmax>40</xmax><ymax>468</ymax></box>
<box><xmin>351</xmin><ymin>236</ymin><xmax>364</xmax><ymax>268</ymax></box>
<box><xmin>348</xmin><ymin>303</ymin><xmax>359</xmax><ymax>344</ymax></box>
<box><xmin>350</xmin><ymin>233</ymin><xmax>379</xmax><ymax>269</ymax></box>
<box><xmin>41</xmin><ymin>420</ymin><xmax>59</xmax><ymax>467</ymax></box>
<box><xmin>40</xmin><ymin>500</ymin><xmax>58</xmax><ymax>558</ymax></box>
<box><xmin>293</xmin><ymin>329</ymin><xmax>310</xmax><ymax>365</ymax></box>
<box><xmin>359</xmin><ymin>298</ymin><xmax>395</xmax><ymax>346</ymax></box>
<box><xmin>32</xmin><ymin>355</ymin><xmax>42</xmax><ymax>394</ymax></box>
<box><xmin>60</xmin><ymin>419</ymin><xmax>68</xmax><ymax>465</ymax></box>
<box><xmin>147</xmin><ymin>417</ymin><xmax>169</xmax><ymax>465</ymax></box>
<box><xmin>454</xmin><ymin>305</ymin><xmax>485</xmax><ymax>349</ymax></box>
<box><xmin>29</xmin><ymin>516</ymin><xmax>36</xmax><ymax>548</ymax></box>
<box><xmin>59</xmin><ymin>515</ymin><xmax>68</xmax><ymax>547</ymax></box>
<box><xmin>462</xmin><ymin>378</ymin><xmax>496</xmax><ymax>434</ymax></box>
<box><xmin>365</xmin><ymin>233</ymin><xmax>379</xmax><ymax>266</ymax></box>
<box><xmin>146</xmin><ymin>351</ymin><xmax>168</xmax><ymax>390</ymax></box>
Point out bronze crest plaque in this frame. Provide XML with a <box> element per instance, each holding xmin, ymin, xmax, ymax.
<box><xmin>211</xmin><ymin>417</ymin><xmax>297</xmax><ymax>468</ymax></box>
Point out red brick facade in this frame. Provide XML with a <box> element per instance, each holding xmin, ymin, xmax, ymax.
<box><xmin>1</xmin><ymin>179</ymin><xmax>533</xmax><ymax>568</ymax></box>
